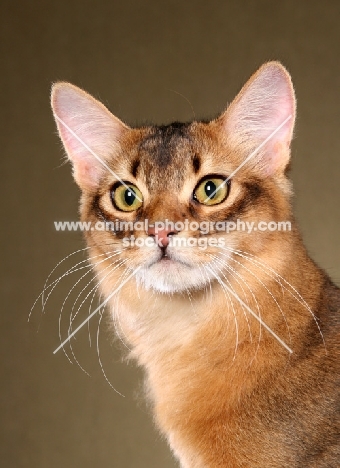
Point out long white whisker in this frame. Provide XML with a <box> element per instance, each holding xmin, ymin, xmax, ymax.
<box><xmin>219</xmin><ymin>247</ymin><xmax>291</xmax><ymax>347</ymax></box>
<box><xmin>68</xmin><ymin>254</ymin><xmax>125</xmax><ymax>327</ymax></box>
<box><xmin>207</xmin><ymin>254</ymin><xmax>254</xmax><ymax>345</ymax></box>
<box><xmin>205</xmin><ymin>266</ymin><xmax>293</xmax><ymax>354</ymax></box>
<box><xmin>30</xmin><ymin>245</ymin><xmax>126</xmax><ymax>322</ymax></box>
<box><xmin>87</xmin><ymin>287</ymin><xmax>98</xmax><ymax>347</ymax></box>
<box><xmin>203</xmin><ymin>263</ymin><xmax>239</xmax><ymax>360</ymax></box>
<box><xmin>223</xmin><ymin>246</ymin><xmax>325</xmax><ymax>349</ymax></box>
<box><xmin>64</xmin><ymin>258</ymin><xmax>126</xmax><ymax>371</ymax></box>
<box><xmin>96</xmin><ymin>308</ymin><xmax>125</xmax><ymax>397</ymax></box>
<box><xmin>56</xmin><ymin>252</ymin><xmax>125</xmax><ymax>363</ymax></box>
<box><xmin>40</xmin><ymin>247</ymin><xmax>92</xmax><ymax>311</ymax></box>
<box><xmin>30</xmin><ymin>260</ymin><xmax>92</xmax><ymax>321</ymax></box>
<box><xmin>68</xmin><ymin>260</ymin><xmax>127</xmax><ymax>375</ymax></box>
<box><xmin>111</xmin><ymin>261</ymin><xmax>136</xmax><ymax>351</ymax></box>
<box><xmin>69</xmin><ymin>258</ymin><xmax>127</xmax><ymax>334</ymax></box>
<box><xmin>31</xmin><ymin>249</ymin><xmax>124</xmax><ymax>320</ymax></box>
<box><xmin>53</xmin><ymin>266</ymin><xmax>141</xmax><ymax>354</ymax></box>
<box><xmin>198</xmin><ymin>262</ymin><xmax>213</xmax><ymax>306</ymax></box>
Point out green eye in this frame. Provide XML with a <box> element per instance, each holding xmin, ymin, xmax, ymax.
<box><xmin>111</xmin><ymin>183</ymin><xmax>143</xmax><ymax>212</ymax></box>
<box><xmin>193</xmin><ymin>176</ymin><xmax>229</xmax><ymax>206</ymax></box>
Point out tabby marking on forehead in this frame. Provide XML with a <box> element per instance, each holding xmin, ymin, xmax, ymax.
<box><xmin>131</xmin><ymin>159</ymin><xmax>140</xmax><ymax>178</ymax></box>
<box><xmin>139</xmin><ymin>122</ymin><xmax>191</xmax><ymax>168</ymax></box>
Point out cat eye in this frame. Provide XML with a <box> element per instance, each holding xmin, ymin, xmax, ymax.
<box><xmin>110</xmin><ymin>182</ymin><xmax>143</xmax><ymax>212</ymax></box>
<box><xmin>193</xmin><ymin>175</ymin><xmax>230</xmax><ymax>206</ymax></box>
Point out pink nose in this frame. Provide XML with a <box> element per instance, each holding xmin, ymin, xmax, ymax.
<box><xmin>147</xmin><ymin>226</ymin><xmax>177</xmax><ymax>248</ymax></box>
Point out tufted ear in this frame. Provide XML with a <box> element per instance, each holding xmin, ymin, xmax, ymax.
<box><xmin>222</xmin><ymin>62</ymin><xmax>296</xmax><ymax>176</ymax></box>
<box><xmin>51</xmin><ymin>83</ymin><xmax>129</xmax><ymax>190</ymax></box>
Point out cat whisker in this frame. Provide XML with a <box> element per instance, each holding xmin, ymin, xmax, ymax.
<box><xmin>218</xmin><ymin>247</ymin><xmax>292</xmax><ymax>348</ymax></box>
<box><xmin>206</xmin><ymin>253</ymin><xmax>254</xmax><ymax>345</ymax></box>
<box><xmin>53</xmin><ymin>265</ymin><xmax>141</xmax><ymax>355</ymax></box>
<box><xmin>223</xmin><ymin>247</ymin><xmax>325</xmax><ymax>350</ymax></box>
<box><xmin>39</xmin><ymin>246</ymin><xmax>113</xmax><ymax>306</ymax></box>
<box><xmin>67</xmin><ymin>261</ymin><xmax>126</xmax><ymax>375</ymax></box>
<box><xmin>225</xmin><ymin>248</ymin><xmax>287</xmax><ymax>297</ymax></box>
<box><xmin>40</xmin><ymin>246</ymin><xmax>92</xmax><ymax>311</ymax></box>
<box><xmin>53</xmin><ymin>251</ymin><xmax>125</xmax><ymax>363</ymax></box>
<box><xmin>203</xmin><ymin>263</ymin><xmax>240</xmax><ymax>361</ymax></box>
<box><xmin>85</xmin><ymin>254</ymin><xmax>127</xmax><ymax>349</ymax></box>
<box><xmin>30</xmin><ymin>248</ymin><xmax>125</xmax><ymax>321</ymax></box>
<box><xmin>68</xmin><ymin>253</ymin><xmax>126</xmax><ymax>328</ymax></box>
<box><xmin>203</xmin><ymin>256</ymin><xmax>261</xmax><ymax>369</ymax></box>
<box><xmin>96</xmin><ymin>307</ymin><xmax>125</xmax><ymax>397</ymax></box>
<box><xmin>207</xmin><ymin>252</ymin><xmax>283</xmax><ymax>364</ymax></box>
<box><xmin>64</xmin><ymin>257</ymin><xmax>126</xmax><ymax>370</ymax></box>
<box><xmin>70</xmin><ymin>257</ymin><xmax>132</xmax><ymax>361</ymax></box>
<box><xmin>87</xmin><ymin>287</ymin><xmax>98</xmax><ymax>348</ymax></box>
<box><xmin>198</xmin><ymin>262</ymin><xmax>213</xmax><ymax>306</ymax></box>
<box><xmin>30</xmin><ymin>259</ymin><xmax>92</xmax><ymax>322</ymax></box>
<box><xmin>205</xmin><ymin>264</ymin><xmax>293</xmax><ymax>354</ymax></box>
<box><xmin>227</xmin><ymin>247</ymin><xmax>310</xmax><ymax>310</ymax></box>
<box><xmin>69</xmin><ymin>258</ymin><xmax>128</xmax><ymax>339</ymax></box>
<box><xmin>57</xmin><ymin>264</ymin><xmax>109</xmax><ymax>365</ymax></box>
<box><xmin>111</xmin><ymin>260</ymin><xmax>136</xmax><ymax>352</ymax></box>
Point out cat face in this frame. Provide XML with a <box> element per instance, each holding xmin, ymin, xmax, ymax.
<box><xmin>51</xmin><ymin>62</ymin><xmax>295</xmax><ymax>293</ymax></box>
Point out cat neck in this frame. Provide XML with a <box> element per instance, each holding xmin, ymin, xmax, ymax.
<box><xmin>104</xmin><ymin>232</ymin><xmax>325</xmax><ymax>370</ymax></box>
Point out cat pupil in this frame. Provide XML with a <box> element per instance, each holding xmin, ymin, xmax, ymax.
<box><xmin>125</xmin><ymin>188</ymin><xmax>135</xmax><ymax>206</ymax></box>
<box><xmin>205</xmin><ymin>181</ymin><xmax>216</xmax><ymax>199</ymax></box>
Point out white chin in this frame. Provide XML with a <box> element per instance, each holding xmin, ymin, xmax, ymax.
<box><xmin>136</xmin><ymin>260</ymin><xmax>213</xmax><ymax>293</ymax></box>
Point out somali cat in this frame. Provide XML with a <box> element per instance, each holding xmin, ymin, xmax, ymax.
<box><xmin>51</xmin><ymin>62</ymin><xmax>339</xmax><ymax>467</ymax></box>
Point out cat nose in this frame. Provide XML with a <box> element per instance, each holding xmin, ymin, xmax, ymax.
<box><xmin>147</xmin><ymin>226</ymin><xmax>178</xmax><ymax>248</ymax></box>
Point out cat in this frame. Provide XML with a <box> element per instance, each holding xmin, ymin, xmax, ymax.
<box><xmin>51</xmin><ymin>62</ymin><xmax>339</xmax><ymax>467</ymax></box>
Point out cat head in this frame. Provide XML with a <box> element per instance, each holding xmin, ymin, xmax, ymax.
<box><xmin>51</xmin><ymin>62</ymin><xmax>295</xmax><ymax>293</ymax></box>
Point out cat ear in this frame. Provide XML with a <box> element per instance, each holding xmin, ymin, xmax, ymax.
<box><xmin>222</xmin><ymin>62</ymin><xmax>296</xmax><ymax>176</ymax></box>
<box><xmin>51</xmin><ymin>83</ymin><xmax>129</xmax><ymax>190</ymax></box>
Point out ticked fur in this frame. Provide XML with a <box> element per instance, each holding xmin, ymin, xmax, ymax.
<box><xmin>51</xmin><ymin>63</ymin><xmax>340</xmax><ymax>467</ymax></box>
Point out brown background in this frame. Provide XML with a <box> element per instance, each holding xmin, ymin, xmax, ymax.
<box><xmin>1</xmin><ymin>1</ymin><xmax>340</xmax><ymax>467</ymax></box>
